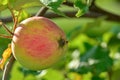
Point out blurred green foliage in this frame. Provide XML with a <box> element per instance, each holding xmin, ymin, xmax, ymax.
<box><xmin>0</xmin><ymin>0</ymin><xmax>120</xmax><ymax>80</ymax></box>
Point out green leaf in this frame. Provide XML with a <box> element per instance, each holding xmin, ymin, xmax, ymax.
<box><xmin>10</xmin><ymin>61</ymin><xmax>38</xmax><ymax>80</ymax></box>
<box><xmin>111</xmin><ymin>69</ymin><xmax>120</xmax><ymax>80</ymax></box>
<box><xmin>95</xmin><ymin>0</ymin><xmax>120</xmax><ymax>16</ymax></box>
<box><xmin>107</xmin><ymin>26</ymin><xmax>120</xmax><ymax>50</ymax></box>
<box><xmin>40</xmin><ymin>0</ymin><xmax>66</xmax><ymax>16</ymax></box>
<box><xmin>9</xmin><ymin>0</ymin><xmax>42</xmax><ymax>10</ymax></box>
<box><xmin>0</xmin><ymin>0</ymin><xmax>8</xmax><ymax>5</ymax></box>
<box><xmin>0</xmin><ymin>5</ymin><xmax>7</xmax><ymax>11</ymax></box>
<box><xmin>110</xmin><ymin>26</ymin><xmax>120</xmax><ymax>34</ymax></box>
<box><xmin>74</xmin><ymin>0</ymin><xmax>89</xmax><ymax>17</ymax></box>
<box><xmin>71</xmin><ymin>44</ymin><xmax>113</xmax><ymax>75</ymax></box>
<box><xmin>67</xmin><ymin>26</ymin><xmax>82</xmax><ymax>40</ymax></box>
<box><xmin>51</xmin><ymin>8</ymin><xmax>67</xmax><ymax>17</ymax></box>
<box><xmin>0</xmin><ymin>0</ymin><xmax>8</xmax><ymax>11</ymax></box>
<box><xmin>0</xmin><ymin>38</ymin><xmax>11</xmax><ymax>57</ymax></box>
<box><xmin>40</xmin><ymin>0</ymin><xmax>63</xmax><ymax>9</ymax></box>
<box><xmin>41</xmin><ymin>69</ymin><xmax>64</xmax><ymax>80</ymax></box>
<box><xmin>92</xmin><ymin>76</ymin><xmax>105</xmax><ymax>80</ymax></box>
<box><xmin>18</xmin><ymin>10</ymin><xmax>29</xmax><ymax>22</ymax></box>
<box><xmin>83</xmin><ymin>17</ymin><xmax>110</xmax><ymax>38</ymax></box>
<box><xmin>108</xmin><ymin>34</ymin><xmax>120</xmax><ymax>47</ymax></box>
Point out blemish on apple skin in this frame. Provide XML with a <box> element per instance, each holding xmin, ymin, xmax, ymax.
<box><xmin>58</xmin><ymin>38</ymin><xmax>67</xmax><ymax>48</ymax></box>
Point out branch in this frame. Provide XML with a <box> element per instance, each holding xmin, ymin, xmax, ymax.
<box><xmin>2</xmin><ymin>55</ymin><xmax>15</xmax><ymax>80</ymax></box>
<box><xmin>2</xmin><ymin>23</ymin><xmax>14</xmax><ymax>35</ymax></box>
<box><xmin>12</xmin><ymin>10</ymin><xmax>21</xmax><ymax>32</ymax></box>
<box><xmin>0</xmin><ymin>34</ymin><xmax>12</xmax><ymax>39</ymax></box>
<box><xmin>63</xmin><ymin>1</ymin><xmax>74</xmax><ymax>7</ymax></box>
<box><xmin>1</xmin><ymin>9</ymin><xmax>120</xmax><ymax>23</ymax></box>
<box><xmin>7</xmin><ymin>6</ymin><xmax>15</xmax><ymax>23</ymax></box>
<box><xmin>0</xmin><ymin>11</ymin><xmax>105</xmax><ymax>21</ymax></box>
<box><xmin>35</xmin><ymin>7</ymin><xmax>48</xmax><ymax>16</ymax></box>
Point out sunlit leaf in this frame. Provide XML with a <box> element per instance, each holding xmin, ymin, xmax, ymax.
<box><xmin>73</xmin><ymin>73</ymin><xmax>82</xmax><ymax>80</ymax></box>
<box><xmin>71</xmin><ymin>44</ymin><xmax>113</xmax><ymax>75</ymax></box>
<box><xmin>9</xmin><ymin>0</ymin><xmax>42</xmax><ymax>10</ymax></box>
<box><xmin>0</xmin><ymin>44</ymin><xmax>12</xmax><ymax>69</ymax></box>
<box><xmin>18</xmin><ymin>10</ymin><xmax>29</xmax><ymax>22</ymax></box>
<box><xmin>40</xmin><ymin>0</ymin><xmax>63</xmax><ymax>8</ymax></box>
<box><xmin>41</xmin><ymin>69</ymin><xmax>64</xmax><ymax>80</ymax></box>
<box><xmin>0</xmin><ymin>0</ymin><xmax>8</xmax><ymax>11</ymax></box>
<box><xmin>74</xmin><ymin>0</ymin><xmax>90</xmax><ymax>17</ymax></box>
<box><xmin>95</xmin><ymin>0</ymin><xmax>120</xmax><ymax>16</ymax></box>
<box><xmin>0</xmin><ymin>0</ymin><xmax>8</xmax><ymax>5</ymax></box>
<box><xmin>40</xmin><ymin>0</ymin><xmax>66</xmax><ymax>16</ymax></box>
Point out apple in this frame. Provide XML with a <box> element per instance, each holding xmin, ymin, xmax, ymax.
<box><xmin>11</xmin><ymin>17</ymin><xmax>67</xmax><ymax>70</ymax></box>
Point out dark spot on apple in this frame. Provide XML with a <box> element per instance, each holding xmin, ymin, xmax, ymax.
<box><xmin>58</xmin><ymin>38</ymin><xmax>68</xmax><ymax>48</ymax></box>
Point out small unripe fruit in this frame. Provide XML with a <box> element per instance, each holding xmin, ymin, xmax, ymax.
<box><xmin>11</xmin><ymin>17</ymin><xmax>67</xmax><ymax>70</ymax></box>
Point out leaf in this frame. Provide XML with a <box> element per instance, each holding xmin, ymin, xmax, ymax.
<box><xmin>74</xmin><ymin>0</ymin><xmax>90</xmax><ymax>17</ymax></box>
<box><xmin>0</xmin><ymin>0</ymin><xmax>8</xmax><ymax>11</ymax></box>
<box><xmin>9</xmin><ymin>0</ymin><xmax>42</xmax><ymax>10</ymax></box>
<box><xmin>0</xmin><ymin>0</ymin><xmax>42</xmax><ymax>11</ymax></box>
<box><xmin>92</xmin><ymin>76</ymin><xmax>105</xmax><ymax>80</ymax></box>
<box><xmin>40</xmin><ymin>0</ymin><xmax>63</xmax><ymax>8</ymax></box>
<box><xmin>110</xmin><ymin>26</ymin><xmax>120</xmax><ymax>34</ymax></box>
<box><xmin>73</xmin><ymin>73</ymin><xmax>82</xmax><ymax>80</ymax></box>
<box><xmin>40</xmin><ymin>0</ymin><xmax>66</xmax><ymax>17</ymax></box>
<box><xmin>108</xmin><ymin>34</ymin><xmax>120</xmax><ymax>48</ymax></box>
<box><xmin>0</xmin><ymin>0</ymin><xmax>8</xmax><ymax>5</ymax></box>
<box><xmin>67</xmin><ymin>26</ymin><xmax>82</xmax><ymax>40</ymax></box>
<box><xmin>83</xmin><ymin>17</ymin><xmax>110</xmax><ymax>38</ymax></box>
<box><xmin>71</xmin><ymin>44</ymin><xmax>113</xmax><ymax>75</ymax></box>
<box><xmin>95</xmin><ymin>0</ymin><xmax>120</xmax><ymax>16</ymax></box>
<box><xmin>107</xmin><ymin>26</ymin><xmax>120</xmax><ymax>50</ymax></box>
<box><xmin>18</xmin><ymin>10</ymin><xmax>29</xmax><ymax>22</ymax></box>
<box><xmin>0</xmin><ymin>44</ymin><xmax>12</xmax><ymax>69</ymax></box>
<box><xmin>51</xmin><ymin>9</ymin><xmax>67</xmax><ymax>17</ymax></box>
<box><xmin>0</xmin><ymin>38</ymin><xmax>11</xmax><ymax>56</ymax></box>
<box><xmin>0</xmin><ymin>4</ymin><xmax>7</xmax><ymax>11</ymax></box>
<box><xmin>41</xmin><ymin>69</ymin><xmax>64</xmax><ymax>80</ymax></box>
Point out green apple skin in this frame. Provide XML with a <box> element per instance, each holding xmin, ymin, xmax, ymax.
<box><xmin>11</xmin><ymin>17</ymin><xmax>67</xmax><ymax>70</ymax></box>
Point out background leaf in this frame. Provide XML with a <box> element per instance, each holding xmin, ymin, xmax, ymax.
<box><xmin>95</xmin><ymin>0</ymin><xmax>120</xmax><ymax>16</ymax></box>
<box><xmin>71</xmin><ymin>44</ymin><xmax>113</xmax><ymax>75</ymax></box>
<box><xmin>40</xmin><ymin>0</ymin><xmax>66</xmax><ymax>16</ymax></box>
<box><xmin>9</xmin><ymin>0</ymin><xmax>42</xmax><ymax>10</ymax></box>
<box><xmin>74</xmin><ymin>0</ymin><xmax>89</xmax><ymax>17</ymax></box>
